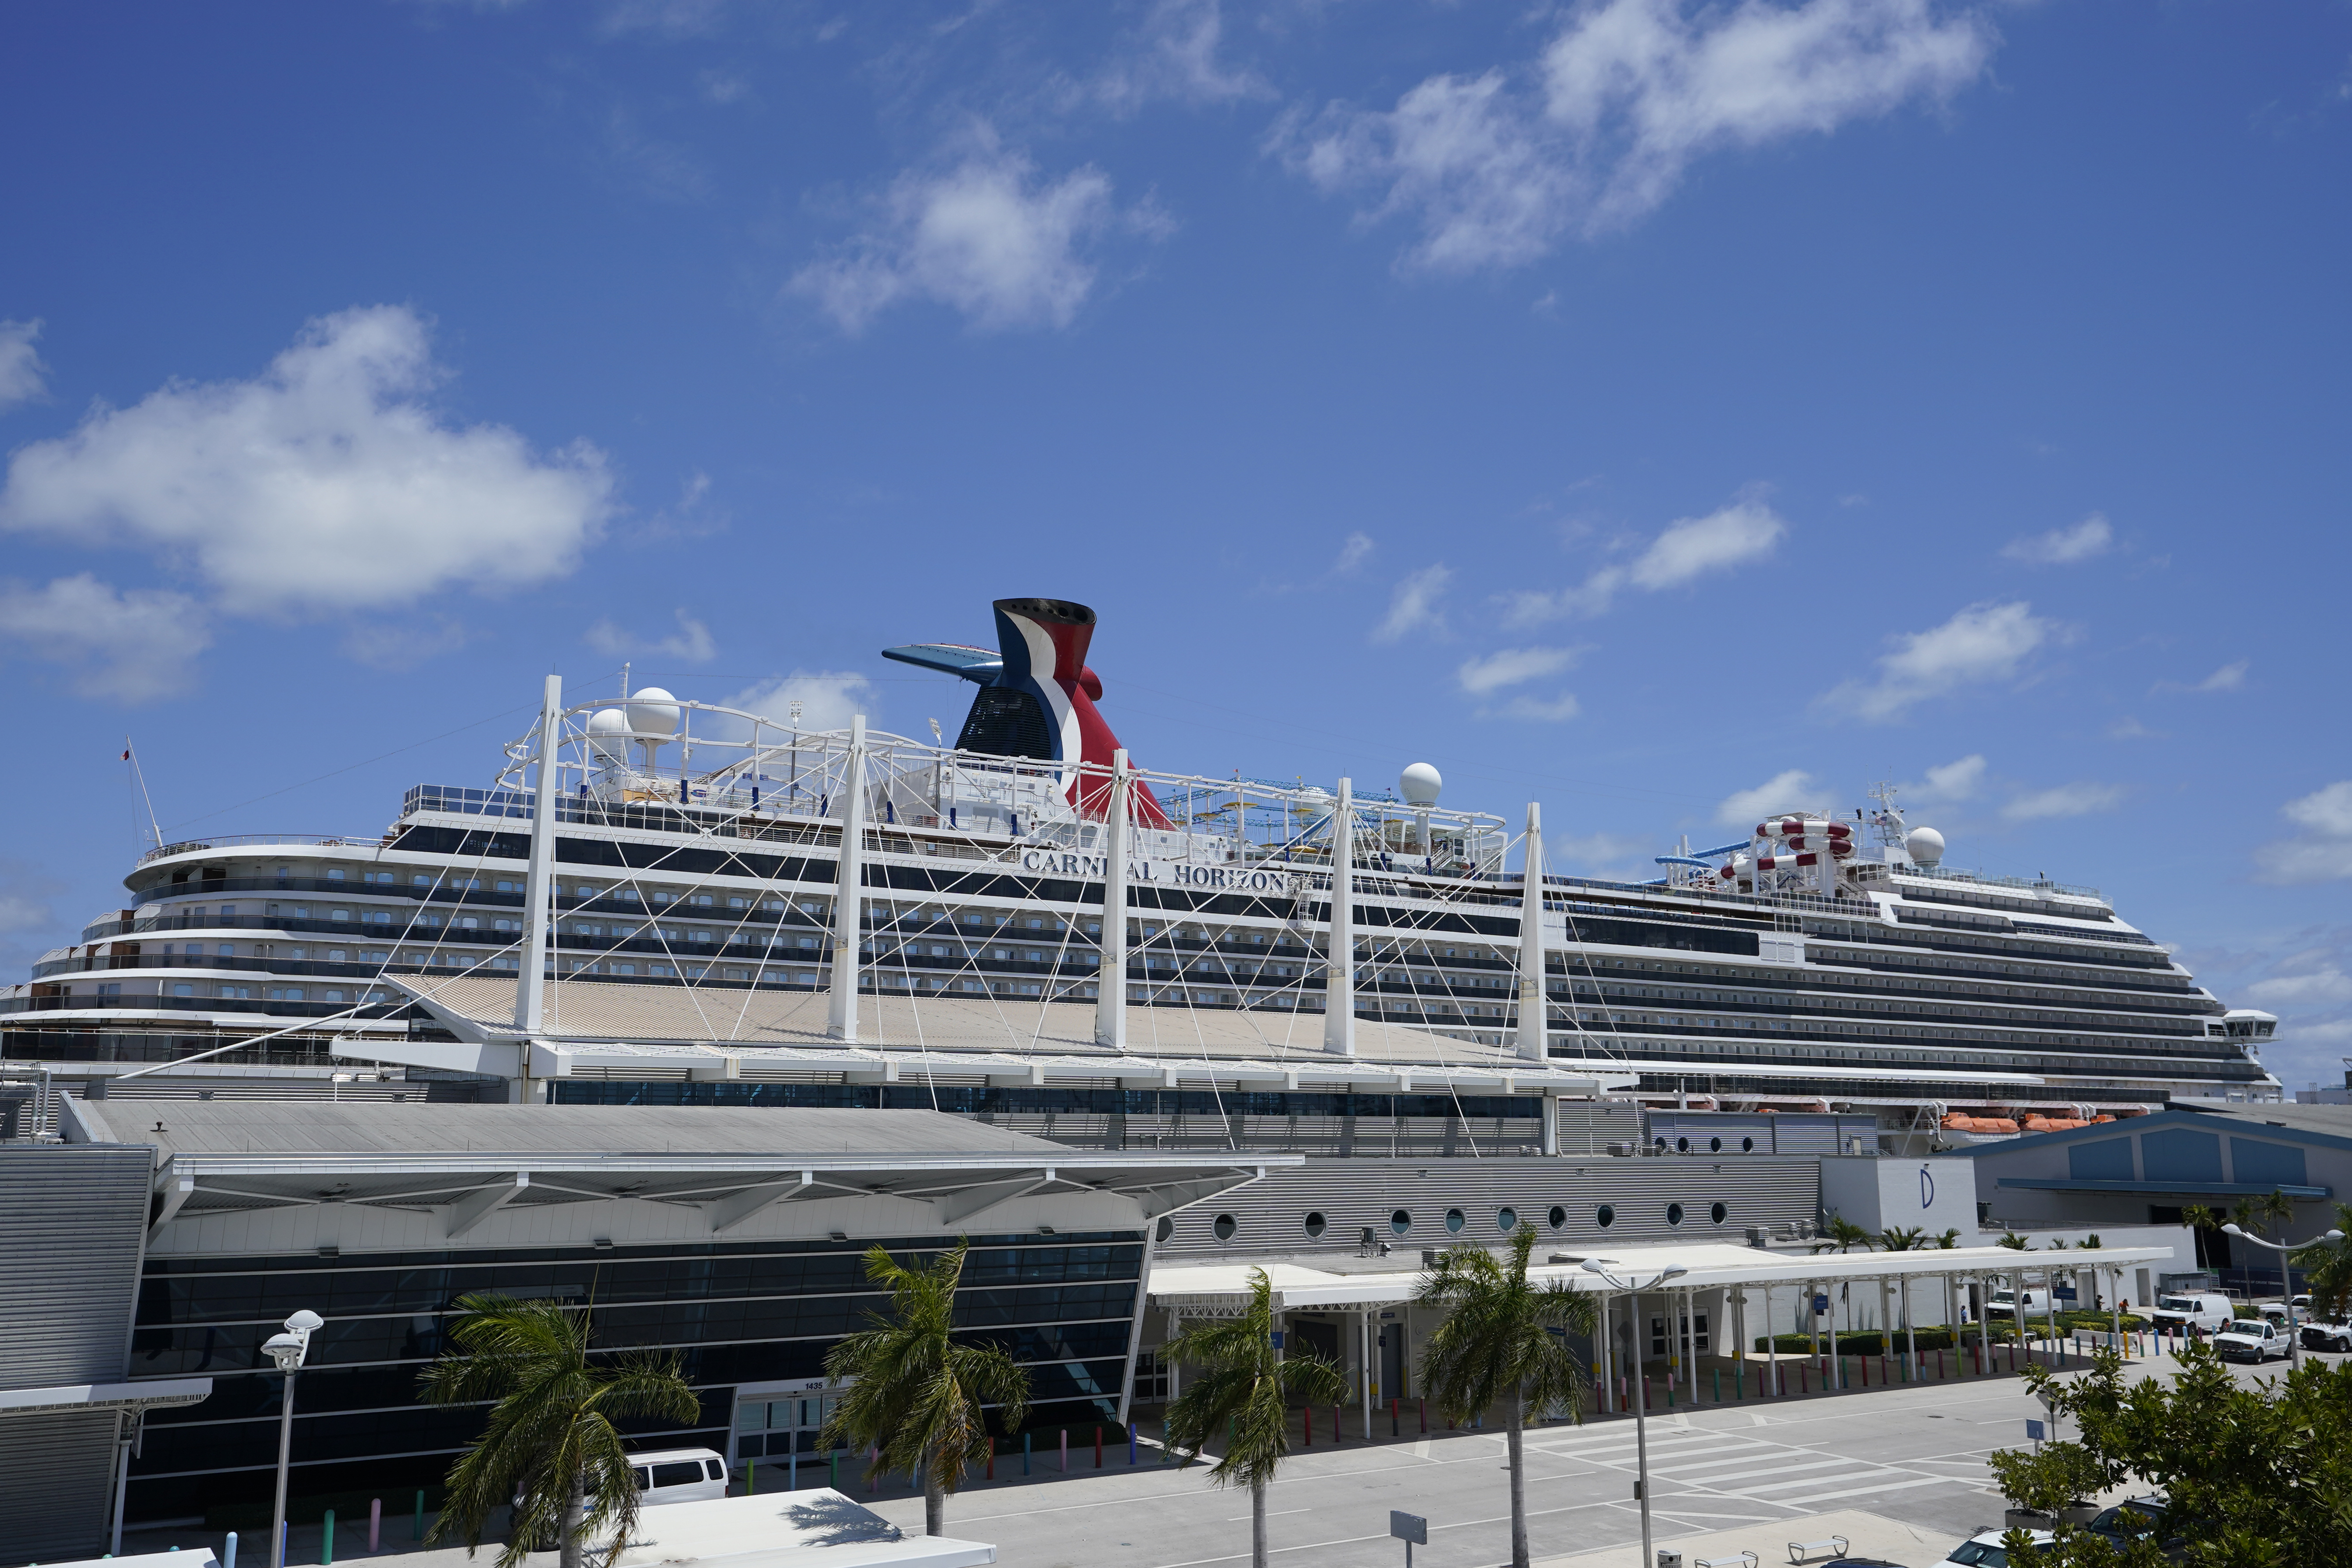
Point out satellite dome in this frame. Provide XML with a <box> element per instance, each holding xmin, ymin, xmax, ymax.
<box><xmin>1906</xmin><ymin>826</ymin><xmax>1946</xmax><ymax>867</ymax></box>
<box><xmin>587</xmin><ymin>707</ymin><xmax>631</xmax><ymax>760</ymax></box>
<box><xmin>1399</xmin><ymin>762</ymin><xmax>1443</xmax><ymax>808</ymax></box>
<box><xmin>627</xmin><ymin>687</ymin><xmax>681</xmax><ymax>739</ymax></box>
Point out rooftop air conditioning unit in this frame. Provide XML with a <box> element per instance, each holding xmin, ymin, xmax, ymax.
<box><xmin>1606</xmin><ymin>1141</ymin><xmax>1636</xmax><ymax>1157</ymax></box>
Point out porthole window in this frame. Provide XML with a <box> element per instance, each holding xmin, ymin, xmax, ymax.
<box><xmin>1445</xmin><ymin>1208</ymin><xmax>1466</xmax><ymax>1233</ymax></box>
<box><xmin>1496</xmin><ymin>1206</ymin><xmax>1518</xmax><ymax>1232</ymax></box>
<box><xmin>1548</xmin><ymin>1205</ymin><xmax>1567</xmax><ymax>1230</ymax></box>
<box><xmin>1740</xmin><ymin>1136</ymin><xmax>1754</xmax><ymax>1153</ymax></box>
<box><xmin>1212</xmin><ymin>1213</ymin><xmax>1237</xmax><ymax>1241</ymax></box>
<box><xmin>1156</xmin><ymin>1216</ymin><xmax>1175</xmax><ymax>1243</ymax></box>
<box><xmin>1304</xmin><ymin>1212</ymin><xmax>1327</xmax><ymax>1239</ymax></box>
<box><xmin>1666</xmin><ymin>1202</ymin><xmax>1685</xmax><ymax>1227</ymax></box>
<box><xmin>1709</xmin><ymin>1136</ymin><xmax>1722</xmax><ymax>1153</ymax></box>
<box><xmin>1710</xmin><ymin>1202</ymin><xmax>1728</xmax><ymax>1225</ymax></box>
<box><xmin>1596</xmin><ymin>1204</ymin><xmax>1616</xmax><ymax>1228</ymax></box>
<box><xmin>1391</xmin><ymin>1209</ymin><xmax>1412</xmax><ymax>1235</ymax></box>
<box><xmin>1676</xmin><ymin>1137</ymin><xmax>1691</xmax><ymax>1154</ymax></box>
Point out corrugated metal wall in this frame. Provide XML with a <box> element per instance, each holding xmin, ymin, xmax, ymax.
<box><xmin>0</xmin><ymin>1143</ymin><xmax>153</xmax><ymax>1564</ymax></box>
<box><xmin>1156</xmin><ymin>1156</ymin><xmax>1819</xmax><ymax>1258</ymax></box>
<box><xmin>0</xmin><ymin>1410</ymin><xmax>125</xmax><ymax>1564</ymax></box>
<box><xmin>968</xmin><ymin>1112</ymin><xmax>1549</xmax><ymax>1158</ymax></box>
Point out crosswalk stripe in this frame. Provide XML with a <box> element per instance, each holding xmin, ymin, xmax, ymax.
<box><xmin>1783</xmin><ymin>1475</ymin><xmax>1965</xmax><ymax>1504</ymax></box>
<box><xmin>1697</xmin><ymin>1459</ymin><xmax>1855</xmax><ymax>1491</ymax></box>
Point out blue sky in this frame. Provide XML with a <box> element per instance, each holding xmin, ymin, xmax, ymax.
<box><xmin>2</xmin><ymin>1</ymin><xmax>2348</xmax><ymax>1087</ymax></box>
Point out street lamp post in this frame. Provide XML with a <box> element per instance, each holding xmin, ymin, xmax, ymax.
<box><xmin>1581</xmin><ymin>1259</ymin><xmax>1688</xmax><ymax>1568</ymax></box>
<box><xmin>263</xmin><ymin>1310</ymin><xmax>323</xmax><ymax>1568</ymax></box>
<box><xmin>2221</xmin><ymin>1224</ymin><xmax>2342</xmax><ymax>1370</ymax></box>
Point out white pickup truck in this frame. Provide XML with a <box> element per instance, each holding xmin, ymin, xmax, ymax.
<box><xmin>2214</xmin><ymin>1316</ymin><xmax>2292</xmax><ymax>1363</ymax></box>
<box><xmin>1986</xmin><ymin>1287</ymin><xmax>2050</xmax><ymax>1318</ymax></box>
<box><xmin>2149</xmin><ymin>1291</ymin><xmax>2235</xmax><ymax>1335</ymax></box>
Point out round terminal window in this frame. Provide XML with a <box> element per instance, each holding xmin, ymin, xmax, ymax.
<box><xmin>1304</xmin><ymin>1212</ymin><xmax>1327</xmax><ymax>1239</ymax></box>
<box><xmin>1497</xmin><ymin>1206</ymin><xmax>1519</xmax><ymax>1232</ymax></box>
<box><xmin>1740</xmin><ymin>1137</ymin><xmax>1754</xmax><ymax>1153</ymax></box>
<box><xmin>1212</xmin><ymin>1213</ymin><xmax>1237</xmax><ymax>1241</ymax></box>
<box><xmin>1548</xmin><ymin>1205</ymin><xmax>1567</xmax><ymax>1230</ymax></box>
<box><xmin>1666</xmin><ymin>1202</ymin><xmax>1685</xmax><ymax>1227</ymax></box>
<box><xmin>1711</xmin><ymin>1202</ymin><xmax>1728</xmax><ymax>1224</ymax></box>
<box><xmin>1445</xmin><ymin>1208</ymin><xmax>1466</xmax><ymax>1233</ymax></box>
<box><xmin>1391</xmin><ymin>1209</ymin><xmax>1412</xmax><ymax>1235</ymax></box>
<box><xmin>1596</xmin><ymin>1204</ymin><xmax>1616</xmax><ymax>1228</ymax></box>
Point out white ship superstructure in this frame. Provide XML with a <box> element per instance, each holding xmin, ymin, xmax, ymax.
<box><xmin>4</xmin><ymin>597</ymin><xmax>2281</xmax><ymax>1149</ymax></box>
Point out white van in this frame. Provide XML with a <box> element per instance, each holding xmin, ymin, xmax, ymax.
<box><xmin>2149</xmin><ymin>1292</ymin><xmax>2234</xmax><ymax>1335</ymax></box>
<box><xmin>630</xmin><ymin>1447</ymin><xmax>731</xmax><ymax>1506</ymax></box>
<box><xmin>1986</xmin><ymin>1288</ymin><xmax>2050</xmax><ymax>1317</ymax></box>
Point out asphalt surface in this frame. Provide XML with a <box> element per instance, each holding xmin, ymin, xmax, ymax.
<box><xmin>122</xmin><ymin>1346</ymin><xmax>2337</xmax><ymax>1568</ymax></box>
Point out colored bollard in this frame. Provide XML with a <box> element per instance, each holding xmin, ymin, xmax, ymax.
<box><xmin>1391</xmin><ymin>1397</ymin><xmax>1400</xmax><ymax>1437</ymax></box>
<box><xmin>369</xmin><ymin>1498</ymin><xmax>381</xmax><ymax>1554</ymax></box>
<box><xmin>1023</xmin><ymin>1432</ymin><xmax>1032</xmax><ymax>1476</ymax></box>
<box><xmin>986</xmin><ymin>1438</ymin><xmax>995</xmax><ymax>1482</ymax></box>
<box><xmin>1129</xmin><ymin>1422</ymin><xmax>1137</xmax><ymax>1465</ymax></box>
<box><xmin>1060</xmin><ymin>1428</ymin><xmax>1068</xmax><ymax>1473</ymax></box>
<box><xmin>790</xmin><ymin>1448</ymin><xmax>798</xmax><ymax>1491</ymax></box>
<box><xmin>414</xmin><ymin>1490</ymin><xmax>425</xmax><ymax>1541</ymax></box>
<box><xmin>322</xmin><ymin>1509</ymin><xmax>334</xmax><ymax>1565</ymax></box>
<box><xmin>1094</xmin><ymin>1425</ymin><xmax>1103</xmax><ymax>1468</ymax></box>
<box><xmin>1420</xmin><ymin>1398</ymin><xmax>1427</xmax><ymax>1434</ymax></box>
<box><xmin>747</xmin><ymin>1458</ymin><xmax>757</xmax><ymax>1495</ymax></box>
<box><xmin>224</xmin><ymin>1532</ymin><xmax>238</xmax><ymax>1568</ymax></box>
<box><xmin>1304</xmin><ymin>1406</ymin><xmax>1313</xmax><ymax>1447</ymax></box>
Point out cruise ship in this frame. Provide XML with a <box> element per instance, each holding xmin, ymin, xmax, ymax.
<box><xmin>2</xmin><ymin>596</ymin><xmax>2282</xmax><ymax>1152</ymax></box>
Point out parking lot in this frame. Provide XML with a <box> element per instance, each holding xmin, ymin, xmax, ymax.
<box><xmin>121</xmin><ymin>1346</ymin><xmax>2341</xmax><ymax>1568</ymax></box>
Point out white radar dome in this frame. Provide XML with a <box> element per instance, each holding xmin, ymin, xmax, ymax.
<box><xmin>1906</xmin><ymin>826</ymin><xmax>1946</xmax><ymax>867</ymax></box>
<box><xmin>1399</xmin><ymin>762</ymin><xmax>1443</xmax><ymax>808</ymax></box>
<box><xmin>627</xmin><ymin>687</ymin><xmax>681</xmax><ymax>739</ymax></box>
<box><xmin>587</xmin><ymin>708</ymin><xmax>631</xmax><ymax>759</ymax></box>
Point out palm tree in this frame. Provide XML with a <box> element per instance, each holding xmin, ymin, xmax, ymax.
<box><xmin>2291</xmin><ymin>1203</ymin><xmax>2352</xmax><ymax>1317</ymax></box>
<box><xmin>1996</xmin><ymin>1231</ymin><xmax>2033</xmax><ymax>1251</ymax></box>
<box><xmin>1934</xmin><ymin>1228</ymin><xmax>1963</xmax><ymax>1250</ymax></box>
<box><xmin>1416</xmin><ymin>1228</ymin><xmax>1596</xmax><ymax>1568</ymax></box>
<box><xmin>1877</xmin><ymin>1226</ymin><xmax>1925</xmax><ymax>1252</ymax></box>
<box><xmin>2181</xmin><ymin>1204</ymin><xmax>2222</xmax><ymax>1270</ymax></box>
<box><xmin>1811</xmin><ymin>1216</ymin><xmax>1874</xmax><ymax>1255</ymax></box>
<box><xmin>421</xmin><ymin>1293</ymin><xmax>700</xmax><ymax>1568</ymax></box>
<box><xmin>1162</xmin><ymin>1267</ymin><xmax>1347</xmax><ymax>1568</ymax></box>
<box><xmin>820</xmin><ymin>1241</ymin><xmax>1030</xmax><ymax>1538</ymax></box>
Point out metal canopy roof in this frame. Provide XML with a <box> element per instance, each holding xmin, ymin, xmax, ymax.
<box><xmin>65</xmin><ymin>1100</ymin><xmax>1294</xmax><ymax>1235</ymax></box>
<box><xmin>1151</xmin><ymin>1240</ymin><xmax>2177</xmax><ymax>1316</ymax></box>
<box><xmin>357</xmin><ymin>975</ymin><xmax>1632</xmax><ymax>1097</ymax></box>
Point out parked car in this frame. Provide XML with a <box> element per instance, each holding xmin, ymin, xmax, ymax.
<box><xmin>629</xmin><ymin>1447</ymin><xmax>731</xmax><ymax>1506</ymax></box>
<box><xmin>2149</xmin><ymin>1292</ymin><xmax>2235</xmax><ymax>1335</ymax></box>
<box><xmin>2091</xmin><ymin>1496</ymin><xmax>2183</xmax><ymax>1559</ymax></box>
<box><xmin>2253</xmin><ymin>1300</ymin><xmax>2291</xmax><ymax>1328</ymax></box>
<box><xmin>2213</xmin><ymin>1317</ymin><xmax>2291</xmax><ymax>1363</ymax></box>
<box><xmin>2301</xmin><ymin>1319</ymin><xmax>2352</xmax><ymax>1352</ymax></box>
<box><xmin>1986</xmin><ymin>1288</ymin><xmax>2050</xmax><ymax>1318</ymax></box>
<box><xmin>1939</xmin><ymin>1526</ymin><xmax>2054</xmax><ymax>1566</ymax></box>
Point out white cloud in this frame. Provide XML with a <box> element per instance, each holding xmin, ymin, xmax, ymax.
<box><xmin>1821</xmin><ymin>599</ymin><xmax>2053</xmax><ymax>721</ymax></box>
<box><xmin>1716</xmin><ymin>768</ymin><xmax>1819</xmax><ymax>827</ymax></box>
<box><xmin>0</xmin><ymin>574</ymin><xmax>210</xmax><ymax>703</ymax></box>
<box><xmin>2001</xmin><ymin>782</ymin><xmax>2125</xmax><ymax>822</ymax></box>
<box><xmin>0</xmin><ymin>855</ymin><xmax>62</xmax><ymax>935</ymax></box>
<box><xmin>1506</xmin><ymin>497</ymin><xmax>1786</xmax><ymax>624</ymax></box>
<box><xmin>2105</xmin><ymin>716</ymin><xmax>2162</xmax><ymax>741</ymax></box>
<box><xmin>2192</xmin><ymin>659</ymin><xmax>2249</xmax><ymax>693</ymax></box>
<box><xmin>721</xmin><ymin>671</ymin><xmax>876</xmax><ymax>736</ymax></box>
<box><xmin>586</xmin><ymin>608</ymin><xmax>717</xmax><ymax>663</ymax></box>
<box><xmin>1373</xmin><ymin>563</ymin><xmax>1452</xmax><ymax>642</ymax></box>
<box><xmin>2257</xmin><ymin>782</ymin><xmax>2352</xmax><ymax>884</ymax></box>
<box><xmin>2001</xmin><ymin>513</ymin><xmax>2112</xmax><ymax>565</ymax></box>
<box><xmin>2285</xmin><ymin>782</ymin><xmax>2352</xmax><ymax>838</ymax></box>
<box><xmin>1549</xmin><ymin>830</ymin><xmax>1650</xmax><ymax>878</ymax></box>
<box><xmin>791</xmin><ymin>141</ymin><xmax>1165</xmax><ymax>334</ymax></box>
<box><xmin>1281</xmin><ymin>0</ymin><xmax>1995</xmax><ymax>273</ymax></box>
<box><xmin>340</xmin><ymin>616</ymin><xmax>471</xmax><ymax>671</ymax></box>
<box><xmin>1090</xmin><ymin>0</ymin><xmax>1270</xmax><ymax>113</ymax></box>
<box><xmin>1456</xmin><ymin>646</ymin><xmax>1579</xmax><ymax>696</ymax></box>
<box><xmin>0</xmin><ymin>306</ymin><xmax>612</xmax><ymax>617</ymax></box>
<box><xmin>2246</xmin><ymin>967</ymin><xmax>2352</xmax><ymax>1008</ymax></box>
<box><xmin>0</xmin><ymin>319</ymin><xmax>47</xmax><ymax>411</ymax></box>
<box><xmin>1331</xmin><ymin>532</ymin><xmax>1375</xmax><ymax>576</ymax></box>
<box><xmin>1912</xmin><ymin>753</ymin><xmax>1986</xmax><ymax>801</ymax></box>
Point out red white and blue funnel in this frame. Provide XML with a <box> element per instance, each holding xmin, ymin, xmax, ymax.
<box><xmin>883</xmin><ymin>598</ymin><xmax>1172</xmax><ymax>826</ymax></box>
